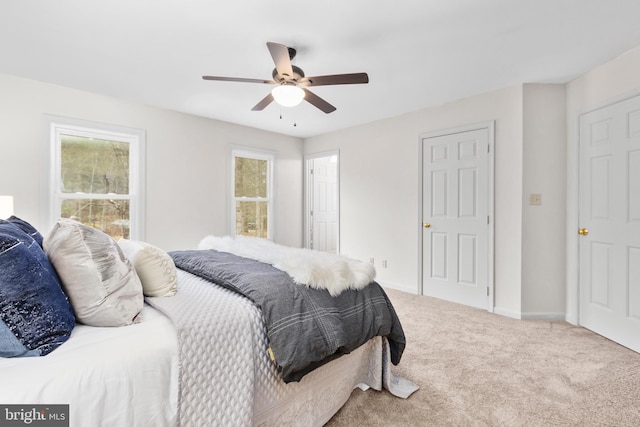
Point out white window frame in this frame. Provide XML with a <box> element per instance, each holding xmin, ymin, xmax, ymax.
<box><xmin>44</xmin><ymin>115</ymin><xmax>146</xmax><ymax>240</ymax></box>
<box><xmin>229</xmin><ymin>147</ymin><xmax>275</xmax><ymax>240</ymax></box>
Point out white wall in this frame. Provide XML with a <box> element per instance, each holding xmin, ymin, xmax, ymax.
<box><xmin>565</xmin><ymin>44</ymin><xmax>640</xmax><ymax>324</ymax></box>
<box><xmin>0</xmin><ymin>73</ymin><xmax>304</xmax><ymax>251</ymax></box>
<box><xmin>305</xmin><ymin>85</ymin><xmax>528</xmax><ymax>315</ymax></box>
<box><xmin>521</xmin><ymin>84</ymin><xmax>567</xmax><ymax>318</ymax></box>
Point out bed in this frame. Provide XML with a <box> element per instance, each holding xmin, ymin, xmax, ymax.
<box><xmin>0</xmin><ymin>218</ymin><xmax>417</xmax><ymax>427</ymax></box>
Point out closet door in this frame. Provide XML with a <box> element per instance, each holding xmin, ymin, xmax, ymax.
<box><xmin>422</xmin><ymin>127</ymin><xmax>492</xmax><ymax>310</ymax></box>
<box><xmin>578</xmin><ymin>95</ymin><xmax>640</xmax><ymax>352</ymax></box>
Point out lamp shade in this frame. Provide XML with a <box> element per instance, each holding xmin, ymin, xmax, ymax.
<box><xmin>271</xmin><ymin>85</ymin><xmax>305</xmax><ymax>107</ymax></box>
<box><xmin>0</xmin><ymin>195</ymin><xmax>14</xmax><ymax>219</ymax></box>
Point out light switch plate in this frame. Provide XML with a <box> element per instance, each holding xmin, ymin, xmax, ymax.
<box><xmin>529</xmin><ymin>193</ymin><xmax>542</xmax><ymax>205</ymax></box>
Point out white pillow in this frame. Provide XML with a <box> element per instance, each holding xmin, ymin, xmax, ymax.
<box><xmin>117</xmin><ymin>239</ymin><xmax>178</xmax><ymax>297</ymax></box>
<box><xmin>43</xmin><ymin>219</ymin><xmax>143</xmax><ymax>327</ymax></box>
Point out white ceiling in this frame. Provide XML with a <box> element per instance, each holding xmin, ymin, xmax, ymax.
<box><xmin>2</xmin><ymin>0</ymin><xmax>640</xmax><ymax>138</ymax></box>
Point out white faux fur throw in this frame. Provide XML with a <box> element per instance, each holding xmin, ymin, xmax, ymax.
<box><xmin>197</xmin><ymin>235</ymin><xmax>376</xmax><ymax>296</ymax></box>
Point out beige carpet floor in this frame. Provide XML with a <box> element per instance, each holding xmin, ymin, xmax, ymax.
<box><xmin>326</xmin><ymin>289</ymin><xmax>640</xmax><ymax>426</ymax></box>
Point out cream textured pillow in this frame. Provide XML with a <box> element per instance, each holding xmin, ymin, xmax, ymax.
<box><xmin>43</xmin><ymin>219</ymin><xmax>143</xmax><ymax>327</ymax></box>
<box><xmin>117</xmin><ymin>239</ymin><xmax>178</xmax><ymax>297</ymax></box>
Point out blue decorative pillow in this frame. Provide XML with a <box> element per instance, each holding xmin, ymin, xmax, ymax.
<box><xmin>6</xmin><ymin>215</ymin><xmax>44</xmax><ymax>247</ymax></box>
<box><xmin>0</xmin><ymin>221</ymin><xmax>75</xmax><ymax>357</ymax></box>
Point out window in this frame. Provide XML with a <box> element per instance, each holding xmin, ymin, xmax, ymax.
<box><xmin>231</xmin><ymin>148</ymin><xmax>274</xmax><ymax>239</ymax></box>
<box><xmin>47</xmin><ymin>117</ymin><xmax>145</xmax><ymax>240</ymax></box>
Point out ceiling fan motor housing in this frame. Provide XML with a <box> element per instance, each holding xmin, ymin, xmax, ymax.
<box><xmin>272</xmin><ymin>65</ymin><xmax>305</xmax><ymax>84</ymax></box>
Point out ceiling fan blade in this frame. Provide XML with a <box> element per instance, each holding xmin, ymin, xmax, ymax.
<box><xmin>299</xmin><ymin>72</ymin><xmax>369</xmax><ymax>87</ymax></box>
<box><xmin>266</xmin><ymin>42</ymin><xmax>294</xmax><ymax>79</ymax></box>
<box><xmin>302</xmin><ymin>88</ymin><xmax>336</xmax><ymax>114</ymax></box>
<box><xmin>251</xmin><ymin>93</ymin><xmax>274</xmax><ymax>111</ymax></box>
<box><xmin>202</xmin><ymin>75</ymin><xmax>275</xmax><ymax>84</ymax></box>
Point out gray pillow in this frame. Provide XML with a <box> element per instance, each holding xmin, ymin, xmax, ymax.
<box><xmin>0</xmin><ymin>221</ymin><xmax>75</xmax><ymax>357</ymax></box>
<box><xmin>44</xmin><ymin>219</ymin><xmax>143</xmax><ymax>327</ymax></box>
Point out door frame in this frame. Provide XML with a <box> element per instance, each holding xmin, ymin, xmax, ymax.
<box><xmin>304</xmin><ymin>150</ymin><xmax>340</xmax><ymax>251</ymax></box>
<box><xmin>418</xmin><ymin>121</ymin><xmax>495</xmax><ymax>311</ymax></box>
<box><xmin>566</xmin><ymin>90</ymin><xmax>640</xmax><ymax>326</ymax></box>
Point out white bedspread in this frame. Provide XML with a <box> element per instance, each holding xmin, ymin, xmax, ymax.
<box><xmin>147</xmin><ymin>269</ymin><xmax>260</xmax><ymax>426</ymax></box>
<box><xmin>0</xmin><ymin>306</ymin><xmax>179</xmax><ymax>427</ymax></box>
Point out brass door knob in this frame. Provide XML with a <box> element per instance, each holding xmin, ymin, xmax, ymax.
<box><xmin>578</xmin><ymin>228</ymin><xmax>589</xmax><ymax>236</ymax></box>
<box><xmin>423</xmin><ymin>223</ymin><xmax>431</xmax><ymax>228</ymax></box>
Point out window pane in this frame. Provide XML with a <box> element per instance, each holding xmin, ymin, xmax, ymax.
<box><xmin>234</xmin><ymin>157</ymin><xmax>267</xmax><ymax>198</ymax></box>
<box><xmin>235</xmin><ymin>201</ymin><xmax>268</xmax><ymax>238</ymax></box>
<box><xmin>60</xmin><ymin>134</ymin><xmax>130</xmax><ymax>194</ymax></box>
<box><xmin>60</xmin><ymin>198</ymin><xmax>130</xmax><ymax>239</ymax></box>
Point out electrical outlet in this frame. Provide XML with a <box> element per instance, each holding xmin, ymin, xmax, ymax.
<box><xmin>382</xmin><ymin>260</ymin><xmax>388</xmax><ymax>268</ymax></box>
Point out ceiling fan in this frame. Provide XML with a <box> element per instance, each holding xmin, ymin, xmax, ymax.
<box><xmin>202</xmin><ymin>42</ymin><xmax>369</xmax><ymax>114</ymax></box>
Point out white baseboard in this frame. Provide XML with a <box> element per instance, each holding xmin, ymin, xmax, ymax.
<box><xmin>521</xmin><ymin>312</ymin><xmax>566</xmax><ymax>321</ymax></box>
<box><xmin>493</xmin><ymin>307</ymin><xmax>566</xmax><ymax>321</ymax></box>
<box><xmin>377</xmin><ymin>281</ymin><xmax>419</xmax><ymax>295</ymax></box>
<box><xmin>493</xmin><ymin>307</ymin><xmax>522</xmax><ymax>320</ymax></box>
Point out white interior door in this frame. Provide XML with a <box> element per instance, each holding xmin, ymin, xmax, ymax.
<box><xmin>578</xmin><ymin>95</ymin><xmax>640</xmax><ymax>352</ymax></box>
<box><xmin>422</xmin><ymin>127</ymin><xmax>492</xmax><ymax>309</ymax></box>
<box><xmin>305</xmin><ymin>153</ymin><xmax>339</xmax><ymax>252</ymax></box>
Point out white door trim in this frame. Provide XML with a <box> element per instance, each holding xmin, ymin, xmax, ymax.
<box><xmin>418</xmin><ymin>121</ymin><xmax>495</xmax><ymax>311</ymax></box>
<box><xmin>566</xmin><ymin>90</ymin><xmax>640</xmax><ymax>326</ymax></box>
<box><xmin>304</xmin><ymin>150</ymin><xmax>340</xmax><ymax>251</ymax></box>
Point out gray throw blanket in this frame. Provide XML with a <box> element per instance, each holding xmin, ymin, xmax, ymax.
<box><xmin>170</xmin><ymin>249</ymin><xmax>406</xmax><ymax>383</ymax></box>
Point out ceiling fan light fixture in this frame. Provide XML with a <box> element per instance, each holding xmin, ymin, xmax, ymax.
<box><xmin>271</xmin><ymin>84</ymin><xmax>305</xmax><ymax>107</ymax></box>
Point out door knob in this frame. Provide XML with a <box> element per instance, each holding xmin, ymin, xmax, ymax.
<box><xmin>423</xmin><ymin>223</ymin><xmax>431</xmax><ymax>228</ymax></box>
<box><xmin>578</xmin><ymin>228</ymin><xmax>589</xmax><ymax>236</ymax></box>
